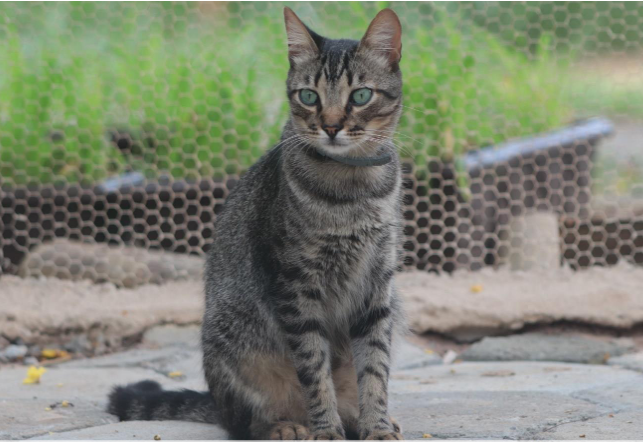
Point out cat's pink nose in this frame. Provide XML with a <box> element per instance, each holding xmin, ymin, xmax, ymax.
<box><xmin>322</xmin><ymin>124</ymin><xmax>343</xmax><ymax>140</ymax></box>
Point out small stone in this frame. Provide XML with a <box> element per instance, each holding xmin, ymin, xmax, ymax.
<box><xmin>23</xmin><ymin>356</ymin><xmax>38</xmax><ymax>366</ymax></box>
<box><xmin>2</xmin><ymin>345</ymin><xmax>28</xmax><ymax>361</ymax></box>
<box><xmin>63</xmin><ymin>335</ymin><xmax>91</xmax><ymax>354</ymax></box>
<box><xmin>443</xmin><ymin>350</ymin><xmax>458</xmax><ymax>365</ymax></box>
<box><xmin>27</xmin><ymin>345</ymin><xmax>42</xmax><ymax>357</ymax></box>
<box><xmin>154</xmin><ymin>434</ymin><xmax>161</xmax><ymax>440</ymax></box>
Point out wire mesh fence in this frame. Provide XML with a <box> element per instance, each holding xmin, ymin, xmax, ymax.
<box><xmin>1</xmin><ymin>2</ymin><xmax>643</xmax><ymax>278</ymax></box>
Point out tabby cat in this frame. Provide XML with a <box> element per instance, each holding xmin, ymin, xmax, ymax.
<box><xmin>108</xmin><ymin>7</ymin><xmax>405</xmax><ymax>440</ymax></box>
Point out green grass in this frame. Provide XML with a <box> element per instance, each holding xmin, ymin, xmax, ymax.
<box><xmin>0</xmin><ymin>1</ymin><xmax>608</xmax><ymax>186</ymax></box>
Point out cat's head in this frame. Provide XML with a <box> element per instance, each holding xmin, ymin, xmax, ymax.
<box><xmin>283</xmin><ymin>8</ymin><xmax>402</xmax><ymax>157</ymax></box>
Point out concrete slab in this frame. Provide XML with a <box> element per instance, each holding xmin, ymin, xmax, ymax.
<box><xmin>0</xmin><ymin>399</ymin><xmax>116</xmax><ymax>440</ymax></box>
<box><xmin>460</xmin><ymin>333</ymin><xmax>635</xmax><ymax>364</ymax></box>
<box><xmin>390</xmin><ymin>391</ymin><xmax>606</xmax><ymax>440</ymax></box>
<box><xmin>533</xmin><ymin>410</ymin><xmax>643</xmax><ymax>440</ymax></box>
<box><xmin>0</xmin><ymin>366</ymin><xmax>172</xmax><ymax>402</ymax></box>
<box><xmin>32</xmin><ymin>420</ymin><xmax>227</xmax><ymax>440</ymax></box>
<box><xmin>608</xmin><ymin>351</ymin><xmax>643</xmax><ymax>373</ymax></box>
<box><xmin>390</xmin><ymin>361</ymin><xmax>642</xmax><ymax>395</ymax></box>
<box><xmin>0</xmin><ymin>341</ymin><xmax>639</xmax><ymax>440</ymax></box>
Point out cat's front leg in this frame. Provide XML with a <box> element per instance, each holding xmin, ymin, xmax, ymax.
<box><xmin>280</xmin><ymin>311</ymin><xmax>345</xmax><ymax>439</ymax></box>
<box><xmin>350</xmin><ymin>286</ymin><xmax>403</xmax><ymax>440</ymax></box>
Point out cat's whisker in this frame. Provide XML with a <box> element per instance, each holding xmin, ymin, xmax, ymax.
<box><xmin>362</xmin><ymin>133</ymin><xmax>415</xmax><ymax>157</ymax></box>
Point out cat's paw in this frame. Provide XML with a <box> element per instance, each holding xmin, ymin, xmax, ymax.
<box><xmin>362</xmin><ymin>431</ymin><xmax>403</xmax><ymax>440</ymax></box>
<box><xmin>269</xmin><ymin>422</ymin><xmax>311</xmax><ymax>440</ymax></box>
<box><xmin>310</xmin><ymin>430</ymin><xmax>345</xmax><ymax>440</ymax></box>
<box><xmin>360</xmin><ymin>417</ymin><xmax>403</xmax><ymax>440</ymax></box>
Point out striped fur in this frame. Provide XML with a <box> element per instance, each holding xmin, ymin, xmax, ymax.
<box><xmin>108</xmin><ymin>8</ymin><xmax>405</xmax><ymax>440</ymax></box>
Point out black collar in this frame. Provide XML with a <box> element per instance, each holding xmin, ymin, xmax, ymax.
<box><xmin>314</xmin><ymin>148</ymin><xmax>393</xmax><ymax>167</ymax></box>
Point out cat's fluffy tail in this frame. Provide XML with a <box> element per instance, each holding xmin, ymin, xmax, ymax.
<box><xmin>107</xmin><ymin>380</ymin><xmax>218</xmax><ymax>424</ymax></box>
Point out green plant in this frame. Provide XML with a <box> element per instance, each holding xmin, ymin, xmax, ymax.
<box><xmin>0</xmin><ymin>2</ymin><xmax>580</xmax><ymax>186</ymax></box>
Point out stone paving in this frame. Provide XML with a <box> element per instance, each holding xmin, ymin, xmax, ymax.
<box><xmin>1</xmin><ymin>326</ymin><xmax>642</xmax><ymax>440</ymax></box>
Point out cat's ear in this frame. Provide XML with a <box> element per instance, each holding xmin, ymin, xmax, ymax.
<box><xmin>283</xmin><ymin>7</ymin><xmax>318</xmax><ymax>64</ymax></box>
<box><xmin>359</xmin><ymin>9</ymin><xmax>402</xmax><ymax>65</ymax></box>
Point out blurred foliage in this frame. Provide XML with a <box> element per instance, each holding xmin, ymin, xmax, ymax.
<box><xmin>0</xmin><ymin>2</ymin><xmax>640</xmax><ymax>186</ymax></box>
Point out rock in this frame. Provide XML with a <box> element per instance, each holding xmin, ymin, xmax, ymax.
<box><xmin>23</xmin><ymin>356</ymin><xmax>38</xmax><ymax>366</ymax></box>
<box><xmin>460</xmin><ymin>333</ymin><xmax>635</xmax><ymax>364</ymax></box>
<box><xmin>27</xmin><ymin>345</ymin><xmax>41</xmax><ymax>357</ymax></box>
<box><xmin>63</xmin><ymin>335</ymin><xmax>92</xmax><ymax>354</ymax></box>
<box><xmin>607</xmin><ymin>351</ymin><xmax>643</xmax><ymax>373</ymax></box>
<box><xmin>0</xmin><ymin>275</ymin><xmax>202</xmax><ymax>347</ymax></box>
<box><xmin>19</xmin><ymin>239</ymin><xmax>204</xmax><ymax>288</ymax></box>
<box><xmin>1</xmin><ymin>344</ymin><xmax>28</xmax><ymax>361</ymax></box>
<box><xmin>0</xmin><ymin>335</ymin><xmax>10</xmax><ymax>349</ymax></box>
<box><xmin>393</xmin><ymin>340</ymin><xmax>441</xmax><ymax>371</ymax></box>
<box><xmin>143</xmin><ymin>325</ymin><xmax>201</xmax><ymax>348</ymax></box>
<box><xmin>398</xmin><ymin>264</ymin><xmax>643</xmax><ymax>341</ymax></box>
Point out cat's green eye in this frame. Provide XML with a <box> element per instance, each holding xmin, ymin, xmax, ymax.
<box><xmin>299</xmin><ymin>89</ymin><xmax>318</xmax><ymax>106</ymax></box>
<box><xmin>351</xmin><ymin>88</ymin><xmax>372</xmax><ymax>105</ymax></box>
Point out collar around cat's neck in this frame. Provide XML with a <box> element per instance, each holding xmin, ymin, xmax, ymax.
<box><xmin>314</xmin><ymin>148</ymin><xmax>393</xmax><ymax>167</ymax></box>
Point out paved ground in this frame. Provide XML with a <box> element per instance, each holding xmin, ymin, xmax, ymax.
<box><xmin>1</xmin><ymin>325</ymin><xmax>642</xmax><ymax>440</ymax></box>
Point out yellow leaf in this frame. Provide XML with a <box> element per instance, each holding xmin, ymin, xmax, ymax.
<box><xmin>44</xmin><ymin>407</ymin><xmax>52</xmax><ymax>411</ymax></box>
<box><xmin>470</xmin><ymin>284</ymin><xmax>483</xmax><ymax>293</ymax></box>
<box><xmin>168</xmin><ymin>371</ymin><xmax>183</xmax><ymax>378</ymax></box>
<box><xmin>23</xmin><ymin>366</ymin><xmax>47</xmax><ymax>385</ymax></box>
<box><xmin>424</xmin><ymin>349</ymin><xmax>434</xmax><ymax>355</ymax></box>
<box><xmin>423</xmin><ymin>433</ymin><xmax>433</xmax><ymax>439</ymax></box>
<box><xmin>41</xmin><ymin>349</ymin><xmax>70</xmax><ymax>359</ymax></box>
<box><xmin>61</xmin><ymin>400</ymin><xmax>70</xmax><ymax>407</ymax></box>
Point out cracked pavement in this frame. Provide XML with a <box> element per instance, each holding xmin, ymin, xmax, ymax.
<box><xmin>1</xmin><ymin>326</ymin><xmax>642</xmax><ymax>440</ymax></box>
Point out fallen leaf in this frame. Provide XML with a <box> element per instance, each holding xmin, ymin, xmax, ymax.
<box><xmin>424</xmin><ymin>349</ymin><xmax>434</xmax><ymax>355</ymax></box>
<box><xmin>41</xmin><ymin>349</ymin><xmax>70</xmax><ymax>360</ymax></box>
<box><xmin>44</xmin><ymin>407</ymin><xmax>52</xmax><ymax>411</ymax></box>
<box><xmin>608</xmin><ymin>414</ymin><xmax>614</xmax><ymax>418</ymax></box>
<box><xmin>482</xmin><ymin>370</ymin><xmax>515</xmax><ymax>377</ymax></box>
<box><xmin>579</xmin><ymin>435</ymin><xmax>586</xmax><ymax>438</ymax></box>
<box><xmin>61</xmin><ymin>400</ymin><xmax>70</xmax><ymax>408</ymax></box>
<box><xmin>422</xmin><ymin>434</ymin><xmax>432</xmax><ymax>439</ymax></box>
<box><xmin>154</xmin><ymin>435</ymin><xmax>161</xmax><ymax>441</ymax></box>
<box><xmin>470</xmin><ymin>284</ymin><xmax>483</xmax><ymax>293</ymax></box>
<box><xmin>23</xmin><ymin>366</ymin><xmax>46</xmax><ymax>385</ymax></box>
<box><xmin>168</xmin><ymin>371</ymin><xmax>183</xmax><ymax>378</ymax></box>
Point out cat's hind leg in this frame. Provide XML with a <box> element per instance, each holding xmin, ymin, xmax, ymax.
<box><xmin>205</xmin><ymin>354</ymin><xmax>311</xmax><ymax>440</ymax></box>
